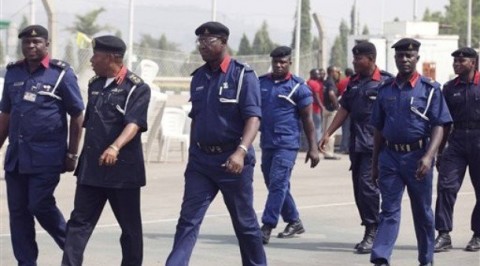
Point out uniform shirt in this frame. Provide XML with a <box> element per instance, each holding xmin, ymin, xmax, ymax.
<box><xmin>340</xmin><ymin>67</ymin><xmax>393</xmax><ymax>152</ymax></box>
<box><xmin>371</xmin><ymin>72</ymin><xmax>452</xmax><ymax>144</ymax></box>
<box><xmin>442</xmin><ymin>71</ymin><xmax>480</xmax><ymax>126</ymax></box>
<box><xmin>259</xmin><ymin>73</ymin><xmax>312</xmax><ymax>150</ymax></box>
<box><xmin>306</xmin><ymin>79</ymin><xmax>322</xmax><ymax>114</ymax></box>
<box><xmin>75</xmin><ymin>67</ymin><xmax>150</xmax><ymax>188</ymax></box>
<box><xmin>0</xmin><ymin>56</ymin><xmax>84</xmax><ymax>174</ymax></box>
<box><xmin>189</xmin><ymin>55</ymin><xmax>261</xmax><ymax>145</ymax></box>
<box><xmin>323</xmin><ymin>76</ymin><xmax>339</xmax><ymax>111</ymax></box>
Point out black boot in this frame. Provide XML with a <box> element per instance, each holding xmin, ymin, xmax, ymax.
<box><xmin>261</xmin><ymin>224</ymin><xmax>272</xmax><ymax>244</ymax></box>
<box><xmin>277</xmin><ymin>220</ymin><xmax>305</xmax><ymax>238</ymax></box>
<box><xmin>434</xmin><ymin>231</ymin><xmax>452</xmax><ymax>252</ymax></box>
<box><xmin>465</xmin><ymin>235</ymin><xmax>480</xmax><ymax>251</ymax></box>
<box><xmin>356</xmin><ymin>225</ymin><xmax>377</xmax><ymax>254</ymax></box>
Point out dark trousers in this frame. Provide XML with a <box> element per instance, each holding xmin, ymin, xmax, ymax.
<box><xmin>260</xmin><ymin>149</ymin><xmax>299</xmax><ymax>227</ymax></box>
<box><xmin>435</xmin><ymin>131</ymin><xmax>480</xmax><ymax>234</ymax></box>
<box><xmin>5</xmin><ymin>170</ymin><xmax>66</xmax><ymax>266</ymax></box>
<box><xmin>350</xmin><ymin>152</ymin><xmax>380</xmax><ymax>227</ymax></box>
<box><xmin>166</xmin><ymin>160</ymin><xmax>266</xmax><ymax>266</ymax></box>
<box><xmin>62</xmin><ymin>184</ymin><xmax>143</xmax><ymax>266</ymax></box>
<box><xmin>371</xmin><ymin>148</ymin><xmax>434</xmax><ymax>265</ymax></box>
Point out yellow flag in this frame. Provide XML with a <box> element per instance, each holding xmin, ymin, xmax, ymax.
<box><xmin>76</xmin><ymin>32</ymin><xmax>91</xmax><ymax>49</ymax></box>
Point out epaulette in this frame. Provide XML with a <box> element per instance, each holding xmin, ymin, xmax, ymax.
<box><xmin>127</xmin><ymin>72</ymin><xmax>143</xmax><ymax>85</ymax></box>
<box><xmin>234</xmin><ymin>60</ymin><xmax>253</xmax><ymax>72</ymax></box>
<box><xmin>420</xmin><ymin>75</ymin><xmax>440</xmax><ymax>89</ymax></box>
<box><xmin>6</xmin><ymin>60</ymin><xmax>23</xmax><ymax>69</ymax></box>
<box><xmin>291</xmin><ymin>75</ymin><xmax>305</xmax><ymax>84</ymax></box>
<box><xmin>379</xmin><ymin>70</ymin><xmax>394</xmax><ymax>78</ymax></box>
<box><xmin>377</xmin><ymin>77</ymin><xmax>395</xmax><ymax>88</ymax></box>
<box><xmin>89</xmin><ymin>75</ymin><xmax>100</xmax><ymax>84</ymax></box>
<box><xmin>191</xmin><ymin>67</ymin><xmax>201</xmax><ymax>76</ymax></box>
<box><xmin>49</xmin><ymin>59</ymin><xmax>70</xmax><ymax>70</ymax></box>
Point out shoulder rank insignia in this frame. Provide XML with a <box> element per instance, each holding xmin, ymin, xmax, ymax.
<box><xmin>128</xmin><ymin>73</ymin><xmax>143</xmax><ymax>85</ymax></box>
<box><xmin>88</xmin><ymin>75</ymin><xmax>100</xmax><ymax>84</ymax></box>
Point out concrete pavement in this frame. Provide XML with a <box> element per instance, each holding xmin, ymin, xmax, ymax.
<box><xmin>0</xmin><ymin>151</ymin><xmax>479</xmax><ymax>266</ymax></box>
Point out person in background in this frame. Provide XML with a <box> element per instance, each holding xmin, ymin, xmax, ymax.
<box><xmin>322</xmin><ymin>65</ymin><xmax>341</xmax><ymax>160</ymax></box>
<box><xmin>369</xmin><ymin>38</ymin><xmax>452</xmax><ymax>266</ymax></box>
<box><xmin>165</xmin><ymin>21</ymin><xmax>267</xmax><ymax>266</ymax></box>
<box><xmin>259</xmin><ymin>46</ymin><xmax>320</xmax><ymax>244</ymax></box>
<box><xmin>0</xmin><ymin>24</ymin><xmax>84</xmax><ymax>265</ymax></box>
<box><xmin>434</xmin><ymin>47</ymin><xmax>480</xmax><ymax>253</ymax></box>
<box><xmin>62</xmin><ymin>35</ymin><xmax>151</xmax><ymax>266</ymax></box>
<box><xmin>307</xmin><ymin>68</ymin><xmax>325</xmax><ymax>141</ymax></box>
<box><xmin>337</xmin><ymin>68</ymin><xmax>354</xmax><ymax>154</ymax></box>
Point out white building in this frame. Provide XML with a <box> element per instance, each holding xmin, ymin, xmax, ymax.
<box><xmin>348</xmin><ymin>21</ymin><xmax>459</xmax><ymax>84</ymax></box>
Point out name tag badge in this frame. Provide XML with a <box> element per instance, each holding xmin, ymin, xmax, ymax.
<box><xmin>14</xmin><ymin>81</ymin><xmax>24</xmax><ymax>86</ymax></box>
<box><xmin>23</xmin><ymin>92</ymin><xmax>37</xmax><ymax>102</ymax></box>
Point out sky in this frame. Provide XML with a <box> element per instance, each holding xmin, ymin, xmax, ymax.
<box><xmin>0</xmin><ymin>0</ymin><xmax>450</xmax><ymax>53</ymax></box>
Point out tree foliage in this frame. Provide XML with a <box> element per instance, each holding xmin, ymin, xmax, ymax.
<box><xmin>17</xmin><ymin>15</ymin><xmax>29</xmax><ymax>59</ymax></box>
<box><xmin>237</xmin><ymin>33</ymin><xmax>252</xmax><ymax>56</ymax></box>
<box><xmin>291</xmin><ymin>0</ymin><xmax>312</xmax><ymax>53</ymax></box>
<box><xmin>138</xmin><ymin>33</ymin><xmax>178</xmax><ymax>51</ymax></box>
<box><xmin>362</xmin><ymin>25</ymin><xmax>370</xmax><ymax>35</ymax></box>
<box><xmin>251</xmin><ymin>21</ymin><xmax>275</xmax><ymax>55</ymax></box>
<box><xmin>423</xmin><ymin>0</ymin><xmax>480</xmax><ymax>48</ymax></box>
<box><xmin>329</xmin><ymin>19</ymin><xmax>349</xmax><ymax>69</ymax></box>
<box><xmin>67</xmin><ymin>8</ymin><xmax>111</xmax><ymax>37</ymax></box>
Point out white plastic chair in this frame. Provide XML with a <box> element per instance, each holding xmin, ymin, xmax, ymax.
<box><xmin>143</xmin><ymin>90</ymin><xmax>168</xmax><ymax>163</ymax></box>
<box><xmin>159</xmin><ymin>107</ymin><xmax>189</xmax><ymax>162</ymax></box>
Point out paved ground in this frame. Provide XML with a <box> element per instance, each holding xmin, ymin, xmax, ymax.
<box><xmin>0</xmin><ymin>150</ymin><xmax>479</xmax><ymax>266</ymax></box>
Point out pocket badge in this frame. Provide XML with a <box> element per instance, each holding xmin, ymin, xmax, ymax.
<box><xmin>23</xmin><ymin>92</ymin><xmax>37</xmax><ymax>102</ymax></box>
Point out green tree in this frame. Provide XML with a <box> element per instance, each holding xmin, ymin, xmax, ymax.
<box><xmin>252</xmin><ymin>21</ymin><xmax>275</xmax><ymax>55</ymax></box>
<box><xmin>237</xmin><ymin>33</ymin><xmax>252</xmax><ymax>56</ymax></box>
<box><xmin>0</xmin><ymin>40</ymin><xmax>4</xmax><ymax>64</ymax></box>
<box><xmin>362</xmin><ymin>25</ymin><xmax>370</xmax><ymax>35</ymax></box>
<box><xmin>16</xmin><ymin>15</ymin><xmax>29</xmax><ymax>59</ymax></box>
<box><xmin>291</xmin><ymin>0</ymin><xmax>312</xmax><ymax>53</ymax></box>
<box><xmin>423</xmin><ymin>0</ymin><xmax>480</xmax><ymax>48</ymax></box>
<box><xmin>67</xmin><ymin>8</ymin><xmax>110</xmax><ymax>36</ymax></box>
<box><xmin>138</xmin><ymin>33</ymin><xmax>178</xmax><ymax>51</ymax></box>
<box><xmin>329</xmin><ymin>19</ymin><xmax>349</xmax><ymax>69</ymax></box>
<box><xmin>115</xmin><ymin>30</ymin><xmax>122</xmax><ymax>39</ymax></box>
<box><xmin>350</xmin><ymin>3</ymin><xmax>356</xmax><ymax>35</ymax></box>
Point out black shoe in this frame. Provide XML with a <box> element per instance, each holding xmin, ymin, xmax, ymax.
<box><xmin>277</xmin><ymin>220</ymin><xmax>305</xmax><ymax>238</ymax></box>
<box><xmin>372</xmin><ymin>258</ymin><xmax>389</xmax><ymax>266</ymax></box>
<box><xmin>419</xmin><ymin>263</ymin><xmax>433</xmax><ymax>266</ymax></box>
<box><xmin>434</xmin><ymin>232</ymin><xmax>452</xmax><ymax>252</ymax></box>
<box><xmin>465</xmin><ymin>235</ymin><xmax>480</xmax><ymax>251</ymax></box>
<box><xmin>356</xmin><ymin>226</ymin><xmax>377</xmax><ymax>254</ymax></box>
<box><xmin>261</xmin><ymin>224</ymin><xmax>272</xmax><ymax>244</ymax></box>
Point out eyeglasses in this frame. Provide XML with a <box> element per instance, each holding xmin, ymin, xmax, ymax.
<box><xmin>196</xmin><ymin>37</ymin><xmax>220</xmax><ymax>46</ymax></box>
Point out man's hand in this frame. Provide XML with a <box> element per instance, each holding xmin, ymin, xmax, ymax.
<box><xmin>416</xmin><ymin>155</ymin><xmax>433</xmax><ymax>180</ymax></box>
<box><xmin>222</xmin><ymin>149</ymin><xmax>245</xmax><ymax>175</ymax></box>
<box><xmin>318</xmin><ymin>134</ymin><xmax>329</xmax><ymax>154</ymax></box>
<box><xmin>305</xmin><ymin>148</ymin><xmax>320</xmax><ymax>168</ymax></box>
<box><xmin>99</xmin><ymin>146</ymin><xmax>119</xmax><ymax>166</ymax></box>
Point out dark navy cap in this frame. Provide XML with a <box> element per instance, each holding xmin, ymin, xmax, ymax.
<box><xmin>352</xmin><ymin>41</ymin><xmax>376</xmax><ymax>56</ymax></box>
<box><xmin>391</xmin><ymin>38</ymin><xmax>421</xmax><ymax>51</ymax></box>
<box><xmin>195</xmin><ymin>21</ymin><xmax>230</xmax><ymax>37</ymax></box>
<box><xmin>270</xmin><ymin>46</ymin><xmax>292</xmax><ymax>58</ymax></box>
<box><xmin>451</xmin><ymin>47</ymin><xmax>478</xmax><ymax>58</ymax></box>
<box><xmin>92</xmin><ymin>35</ymin><xmax>127</xmax><ymax>56</ymax></box>
<box><xmin>18</xmin><ymin>25</ymin><xmax>48</xmax><ymax>39</ymax></box>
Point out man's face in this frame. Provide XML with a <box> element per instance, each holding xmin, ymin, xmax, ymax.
<box><xmin>271</xmin><ymin>56</ymin><xmax>291</xmax><ymax>79</ymax></box>
<box><xmin>352</xmin><ymin>54</ymin><xmax>373</xmax><ymax>75</ymax></box>
<box><xmin>310</xmin><ymin>69</ymin><xmax>321</xmax><ymax>80</ymax></box>
<box><xmin>90</xmin><ymin>51</ymin><xmax>112</xmax><ymax>76</ymax></box>
<box><xmin>21</xmin><ymin>37</ymin><xmax>49</xmax><ymax>62</ymax></box>
<box><xmin>196</xmin><ymin>34</ymin><xmax>225</xmax><ymax>62</ymax></box>
<box><xmin>330</xmin><ymin>67</ymin><xmax>340</xmax><ymax>81</ymax></box>
<box><xmin>394</xmin><ymin>50</ymin><xmax>419</xmax><ymax>75</ymax></box>
<box><xmin>319</xmin><ymin>70</ymin><xmax>326</xmax><ymax>80</ymax></box>
<box><xmin>453</xmin><ymin>57</ymin><xmax>476</xmax><ymax>76</ymax></box>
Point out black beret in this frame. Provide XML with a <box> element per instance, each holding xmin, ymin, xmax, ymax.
<box><xmin>451</xmin><ymin>47</ymin><xmax>478</xmax><ymax>58</ymax></box>
<box><xmin>195</xmin><ymin>21</ymin><xmax>229</xmax><ymax>37</ymax></box>
<box><xmin>391</xmin><ymin>38</ymin><xmax>421</xmax><ymax>51</ymax></box>
<box><xmin>92</xmin><ymin>35</ymin><xmax>127</xmax><ymax>56</ymax></box>
<box><xmin>352</xmin><ymin>41</ymin><xmax>376</xmax><ymax>56</ymax></box>
<box><xmin>18</xmin><ymin>25</ymin><xmax>48</xmax><ymax>39</ymax></box>
<box><xmin>270</xmin><ymin>46</ymin><xmax>292</xmax><ymax>58</ymax></box>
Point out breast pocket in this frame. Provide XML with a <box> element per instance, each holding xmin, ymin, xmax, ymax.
<box><xmin>410</xmin><ymin>96</ymin><xmax>429</xmax><ymax>121</ymax></box>
<box><xmin>383</xmin><ymin>97</ymin><xmax>397</xmax><ymax>116</ymax></box>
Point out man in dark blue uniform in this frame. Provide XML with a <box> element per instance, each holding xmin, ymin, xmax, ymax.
<box><xmin>62</xmin><ymin>35</ymin><xmax>150</xmax><ymax>266</ymax></box>
<box><xmin>258</xmin><ymin>46</ymin><xmax>319</xmax><ymax>244</ymax></box>
<box><xmin>166</xmin><ymin>21</ymin><xmax>267</xmax><ymax>266</ymax></box>
<box><xmin>369</xmin><ymin>38</ymin><xmax>452</xmax><ymax>266</ymax></box>
<box><xmin>0</xmin><ymin>25</ymin><xmax>84</xmax><ymax>266</ymax></box>
<box><xmin>434</xmin><ymin>47</ymin><xmax>480</xmax><ymax>253</ymax></box>
<box><xmin>319</xmin><ymin>41</ymin><xmax>393</xmax><ymax>254</ymax></box>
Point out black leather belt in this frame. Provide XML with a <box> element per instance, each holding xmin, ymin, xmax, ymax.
<box><xmin>196</xmin><ymin>141</ymin><xmax>239</xmax><ymax>154</ymax></box>
<box><xmin>385</xmin><ymin>139</ymin><xmax>426</xmax><ymax>153</ymax></box>
<box><xmin>454</xmin><ymin>121</ymin><xmax>480</xmax><ymax>130</ymax></box>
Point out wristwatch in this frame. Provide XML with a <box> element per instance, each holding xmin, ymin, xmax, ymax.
<box><xmin>66</xmin><ymin>152</ymin><xmax>79</xmax><ymax>160</ymax></box>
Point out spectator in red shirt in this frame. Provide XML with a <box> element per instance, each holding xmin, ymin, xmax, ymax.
<box><xmin>337</xmin><ymin>68</ymin><xmax>354</xmax><ymax>154</ymax></box>
<box><xmin>307</xmin><ymin>68</ymin><xmax>325</xmax><ymax>141</ymax></box>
